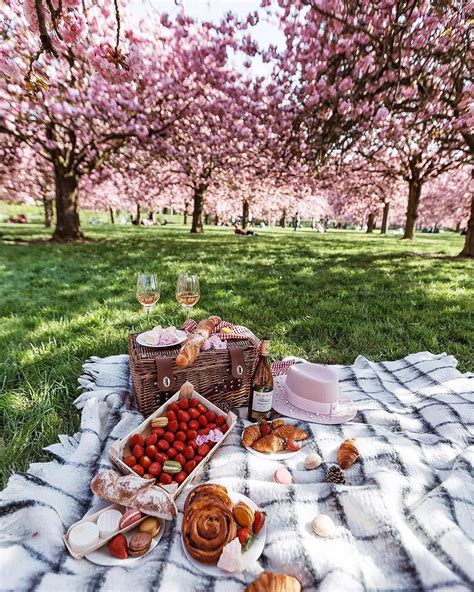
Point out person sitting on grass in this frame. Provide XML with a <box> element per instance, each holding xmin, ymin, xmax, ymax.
<box><xmin>232</xmin><ymin>222</ymin><xmax>257</xmax><ymax>236</ymax></box>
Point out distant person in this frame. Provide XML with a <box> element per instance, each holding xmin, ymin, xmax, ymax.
<box><xmin>232</xmin><ymin>222</ymin><xmax>256</xmax><ymax>236</ymax></box>
<box><xmin>292</xmin><ymin>212</ymin><xmax>300</xmax><ymax>231</ymax></box>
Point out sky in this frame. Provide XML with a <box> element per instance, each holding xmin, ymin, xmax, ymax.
<box><xmin>130</xmin><ymin>0</ymin><xmax>283</xmax><ymax>77</ymax></box>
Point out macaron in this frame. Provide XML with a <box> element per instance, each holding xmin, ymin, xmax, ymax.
<box><xmin>311</xmin><ymin>514</ymin><xmax>335</xmax><ymax>538</ymax></box>
<box><xmin>139</xmin><ymin>517</ymin><xmax>161</xmax><ymax>538</ymax></box>
<box><xmin>128</xmin><ymin>532</ymin><xmax>152</xmax><ymax>557</ymax></box>
<box><xmin>273</xmin><ymin>468</ymin><xmax>293</xmax><ymax>485</ymax></box>
<box><xmin>304</xmin><ymin>452</ymin><xmax>322</xmax><ymax>470</ymax></box>
<box><xmin>119</xmin><ymin>509</ymin><xmax>143</xmax><ymax>530</ymax></box>
<box><xmin>97</xmin><ymin>509</ymin><xmax>122</xmax><ymax>539</ymax></box>
<box><xmin>68</xmin><ymin>521</ymin><xmax>100</xmax><ymax>554</ymax></box>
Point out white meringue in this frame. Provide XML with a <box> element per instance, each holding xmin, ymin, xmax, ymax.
<box><xmin>311</xmin><ymin>514</ymin><xmax>335</xmax><ymax>538</ymax></box>
<box><xmin>217</xmin><ymin>537</ymin><xmax>242</xmax><ymax>573</ymax></box>
<box><xmin>304</xmin><ymin>452</ymin><xmax>322</xmax><ymax>470</ymax></box>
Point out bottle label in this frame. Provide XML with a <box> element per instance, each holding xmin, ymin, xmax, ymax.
<box><xmin>252</xmin><ymin>389</ymin><xmax>273</xmax><ymax>412</ymax></box>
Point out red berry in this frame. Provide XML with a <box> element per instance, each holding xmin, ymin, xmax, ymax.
<box><xmin>183</xmin><ymin>460</ymin><xmax>196</xmax><ymax>474</ymax></box>
<box><xmin>167</xmin><ymin>447</ymin><xmax>177</xmax><ymax>459</ymax></box>
<box><xmin>139</xmin><ymin>455</ymin><xmax>152</xmax><ymax>469</ymax></box>
<box><xmin>175</xmin><ymin>471</ymin><xmax>187</xmax><ymax>484</ymax></box>
<box><xmin>205</xmin><ymin>411</ymin><xmax>216</xmax><ymax>422</ymax></box>
<box><xmin>261</xmin><ymin>424</ymin><xmax>272</xmax><ymax>437</ymax></box>
<box><xmin>177</xmin><ymin>410</ymin><xmax>190</xmax><ymax>423</ymax></box>
<box><xmin>208</xmin><ymin>423</ymin><xmax>217</xmax><ymax>430</ymax></box>
<box><xmin>194</xmin><ymin>455</ymin><xmax>203</xmax><ymax>464</ymax></box>
<box><xmin>174</xmin><ymin>453</ymin><xmax>185</xmax><ymax>466</ymax></box>
<box><xmin>196</xmin><ymin>403</ymin><xmax>206</xmax><ymax>414</ymax></box>
<box><xmin>215</xmin><ymin>415</ymin><xmax>225</xmax><ymax>426</ymax></box>
<box><xmin>175</xmin><ymin>431</ymin><xmax>186</xmax><ymax>442</ymax></box>
<box><xmin>286</xmin><ymin>439</ymin><xmax>301</xmax><ymax>452</ymax></box>
<box><xmin>152</xmin><ymin>427</ymin><xmax>165</xmax><ymax>437</ymax></box>
<box><xmin>148</xmin><ymin>462</ymin><xmax>162</xmax><ymax>477</ymax></box>
<box><xmin>123</xmin><ymin>455</ymin><xmax>136</xmax><ymax>467</ymax></box>
<box><xmin>174</xmin><ymin>440</ymin><xmax>185</xmax><ymax>452</ymax></box>
<box><xmin>146</xmin><ymin>445</ymin><xmax>158</xmax><ymax>458</ymax></box>
<box><xmin>168</xmin><ymin>402</ymin><xmax>180</xmax><ymax>413</ymax></box>
<box><xmin>184</xmin><ymin>446</ymin><xmax>195</xmax><ymax>460</ymax></box>
<box><xmin>198</xmin><ymin>415</ymin><xmax>208</xmax><ymax>427</ymax></box>
<box><xmin>159</xmin><ymin>473</ymin><xmax>172</xmax><ymax>485</ymax></box>
<box><xmin>157</xmin><ymin>439</ymin><xmax>170</xmax><ymax>451</ymax></box>
<box><xmin>168</xmin><ymin>420</ymin><xmax>179</xmax><ymax>433</ymax></box>
<box><xmin>198</xmin><ymin>444</ymin><xmax>210</xmax><ymax>456</ymax></box>
<box><xmin>188</xmin><ymin>408</ymin><xmax>200</xmax><ymax>419</ymax></box>
<box><xmin>178</xmin><ymin>399</ymin><xmax>190</xmax><ymax>409</ymax></box>
<box><xmin>179</xmin><ymin>422</ymin><xmax>188</xmax><ymax>431</ymax></box>
<box><xmin>132</xmin><ymin>445</ymin><xmax>145</xmax><ymax>459</ymax></box>
<box><xmin>188</xmin><ymin>419</ymin><xmax>199</xmax><ymax>431</ymax></box>
<box><xmin>198</xmin><ymin>428</ymin><xmax>209</xmax><ymax>436</ymax></box>
<box><xmin>186</xmin><ymin>430</ymin><xmax>198</xmax><ymax>440</ymax></box>
<box><xmin>163</xmin><ymin>431</ymin><xmax>175</xmax><ymax>443</ymax></box>
<box><xmin>130</xmin><ymin>434</ymin><xmax>145</xmax><ymax>447</ymax></box>
<box><xmin>143</xmin><ymin>473</ymin><xmax>154</xmax><ymax>480</ymax></box>
<box><xmin>132</xmin><ymin>464</ymin><xmax>145</xmax><ymax>476</ymax></box>
<box><xmin>188</xmin><ymin>440</ymin><xmax>198</xmax><ymax>450</ymax></box>
<box><xmin>189</xmin><ymin>398</ymin><xmax>200</xmax><ymax>408</ymax></box>
<box><xmin>220</xmin><ymin>424</ymin><xmax>229</xmax><ymax>433</ymax></box>
<box><xmin>145</xmin><ymin>433</ymin><xmax>158</xmax><ymax>446</ymax></box>
<box><xmin>166</xmin><ymin>410</ymin><xmax>177</xmax><ymax>422</ymax></box>
<box><xmin>155</xmin><ymin>452</ymin><xmax>168</xmax><ymax>464</ymax></box>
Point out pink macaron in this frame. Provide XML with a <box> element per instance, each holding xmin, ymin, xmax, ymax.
<box><xmin>119</xmin><ymin>509</ymin><xmax>143</xmax><ymax>530</ymax></box>
<box><xmin>273</xmin><ymin>468</ymin><xmax>293</xmax><ymax>485</ymax></box>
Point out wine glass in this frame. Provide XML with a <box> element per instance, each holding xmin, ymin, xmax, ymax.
<box><xmin>136</xmin><ymin>273</ymin><xmax>160</xmax><ymax>322</ymax></box>
<box><xmin>176</xmin><ymin>273</ymin><xmax>200</xmax><ymax>318</ymax></box>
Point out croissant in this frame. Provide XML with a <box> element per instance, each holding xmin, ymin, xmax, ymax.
<box><xmin>272</xmin><ymin>419</ymin><xmax>285</xmax><ymax>429</ymax></box>
<box><xmin>176</xmin><ymin>316</ymin><xmax>221</xmax><ymax>368</ymax></box>
<box><xmin>337</xmin><ymin>438</ymin><xmax>359</xmax><ymax>469</ymax></box>
<box><xmin>252</xmin><ymin>434</ymin><xmax>286</xmax><ymax>453</ymax></box>
<box><xmin>245</xmin><ymin>572</ymin><xmax>301</xmax><ymax>592</ymax></box>
<box><xmin>241</xmin><ymin>424</ymin><xmax>261</xmax><ymax>448</ymax></box>
<box><xmin>273</xmin><ymin>425</ymin><xmax>308</xmax><ymax>441</ymax></box>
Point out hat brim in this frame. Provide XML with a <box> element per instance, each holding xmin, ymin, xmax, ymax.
<box><xmin>273</xmin><ymin>375</ymin><xmax>357</xmax><ymax>425</ymax></box>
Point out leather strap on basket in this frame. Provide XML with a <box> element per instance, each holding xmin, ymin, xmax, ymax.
<box><xmin>229</xmin><ymin>347</ymin><xmax>247</xmax><ymax>379</ymax></box>
<box><xmin>155</xmin><ymin>357</ymin><xmax>177</xmax><ymax>391</ymax></box>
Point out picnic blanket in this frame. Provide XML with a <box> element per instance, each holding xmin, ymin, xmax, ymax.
<box><xmin>0</xmin><ymin>351</ymin><xmax>473</xmax><ymax>592</ymax></box>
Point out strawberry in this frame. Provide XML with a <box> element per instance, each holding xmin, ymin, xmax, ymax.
<box><xmin>286</xmin><ymin>439</ymin><xmax>301</xmax><ymax>452</ymax></box>
<box><xmin>237</xmin><ymin>526</ymin><xmax>252</xmax><ymax>547</ymax></box>
<box><xmin>253</xmin><ymin>511</ymin><xmax>266</xmax><ymax>535</ymax></box>
<box><xmin>260</xmin><ymin>423</ymin><xmax>272</xmax><ymax>436</ymax></box>
<box><xmin>108</xmin><ymin>534</ymin><xmax>128</xmax><ymax>559</ymax></box>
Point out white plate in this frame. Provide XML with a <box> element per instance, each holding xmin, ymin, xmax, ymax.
<box><xmin>136</xmin><ymin>329</ymin><xmax>187</xmax><ymax>348</ymax></box>
<box><xmin>242</xmin><ymin>418</ymin><xmax>309</xmax><ymax>461</ymax></box>
<box><xmin>179</xmin><ymin>490</ymin><xmax>266</xmax><ymax>576</ymax></box>
<box><xmin>85</xmin><ymin>518</ymin><xmax>165</xmax><ymax>567</ymax></box>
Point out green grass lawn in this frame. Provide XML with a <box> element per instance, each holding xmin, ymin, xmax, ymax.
<box><xmin>1</xmin><ymin>220</ymin><xmax>473</xmax><ymax>487</ymax></box>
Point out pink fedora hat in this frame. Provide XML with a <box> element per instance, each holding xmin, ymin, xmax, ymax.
<box><xmin>273</xmin><ymin>362</ymin><xmax>356</xmax><ymax>424</ymax></box>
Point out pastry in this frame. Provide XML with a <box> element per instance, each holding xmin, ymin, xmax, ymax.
<box><xmin>311</xmin><ymin>514</ymin><xmax>335</xmax><ymax>538</ymax></box>
<box><xmin>175</xmin><ymin>316</ymin><xmax>221</xmax><ymax>368</ymax></box>
<box><xmin>252</xmin><ymin>434</ymin><xmax>286</xmax><ymax>453</ymax></box>
<box><xmin>182</xmin><ymin>499</ymin><xmax>237</xmax><ymax>564</ymax></box>
<box><xmin>150</xmin><ymin>417</ymin><xmax>168</xmax><ymax>428</ymax></box>
<box><xmin>241</xmin><ymin>424</ymin><xmax>261</xmax><ymax>448</ymax></box>
<box><xmin>97</xmin><ymin>509</ymin><xmax>122</xmax><ymax>539</ymax></box>
<box><xmin>233</xmin><ymin>502</ymin><xmax>254</xmax><ymax>527</ymax></box>
<box><xmin>273</xmin><ymin>468</ymin><xmax>293</xmax><ymax>484</ymax></box>
<box><xmin>128</xmin><ymin>532</ymin><xmax>152</xmax><ymax>557</ymax></box>
<box><xmin>272</xmin><ymin>419</ymin><xmax>285</xmax><ymax>429</ymax></box>
<box><xmin>273</xmin><ymin>425</ymin><xmax>308</xmax><ymax>441</ymax></box>
<box><xmin>326</xmin><ymin>465</ymin><xmax>346</xmax><ymax>484</ymax></box>
<box><xmin>304</xmin><ymin>452</ymin><xmax>322</xmax><ymax>470</ymax></box>
<box><xmin>108</xmin><ymin>533</ymin><xmax>128</xmax><ymax>559</ymax></box>
<box><xmin>337</xmin><ymin>438</ymin><xmax>359</xmax><ymax>469</ymax></box>
<box><xmin>245</xmin><ymin>572</ymin><xmax>302</xmax><ymax>592</ymax></box>
<box><xmin>139</xmin><ymin>517</ymin><xmax>161</xmax><ymax>537</ymax></box>
<box><xmin>217</xmin><ymin>537</ymin><xmax>242</xmax><ymax>573</ymax></box>
<box><xmin>68</xmin><ymin>521</ymin><xmax>100</xmax><ymax>554</ymax></box>
<box><xmin>91</xmin><ymin>470</ymin><xmax>177</xmax><ymax>520</ymax></box>
<box><xmin>184</xmin><ymin>483</ymin><xmax>233</xmax><ymax>512</ymax></box>
<box><xmin>119</xmin><ymin>509</ymin><xmax>142</xmax><ymax>530</ymax></box>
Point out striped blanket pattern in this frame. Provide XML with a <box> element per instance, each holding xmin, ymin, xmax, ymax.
<box><xmin>0</xmin><ymin>351</ymin><xmax>473</xmax><ymax>591</ymax></box>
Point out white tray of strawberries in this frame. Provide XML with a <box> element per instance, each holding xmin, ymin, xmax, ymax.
<box><xmin>110</xmin><ymin>382</ymin><xmax>237</xmax><ymax>497</ymax></box>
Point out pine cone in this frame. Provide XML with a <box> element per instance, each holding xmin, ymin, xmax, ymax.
<box><xmin>326</xmin><ymin>465</ymin><xmax>346</xmax><ymax>484</ymax></box>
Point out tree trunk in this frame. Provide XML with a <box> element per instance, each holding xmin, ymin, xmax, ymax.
<box><xmin>459</xmin><ymin>186</ymin><xmax>474</xmax><ymax>258</ymax></box>
<box><xmin>242</xmin><ymin>199</ymin><xmax>249</xmax><ymax>229</ymax></box>
<box><xmin>43</xmin><ymin>196</ymin><xmax>53</xmax><ymax>228</ymax></box>
<box><xmin>136</xmin><ymin>203</ymin><xmax>141</xmax><ymax>225</ymax></box>
<box><xmin>191</xmin><ymin>186</ymin><xmax>205</xmax><ymax>233</ymax></box>
<box><xmin>455</xmin><ymin>221</ymin><xmax>461</xmax><ymax>233</ymax></box>
<box><xmin>280</xmin><ymin>209</ymin><xmax>287</xmax><ymax>228</ymax></box>
<box><xmin>403</xmin><ymin>173</ymin><xmax>422</xmax><ymax>240</ymax></box>
<box><xmin>52</xmin><ymin>164</ymin><xmax>83</xmax><ymax>241</ymax></box>
<box><xmin>148</xmin><ymin>211</ymin><xmax>154</xmax><ymax>222</ymax></box>
<box><xmin>381</xmin><ymin>202</ymin><xmax>390</xmax><ymax>234</ymax></box>
<box><xmin>183</xmin><ymin>202</ymin><xmax>190</xmax><ymax>225</ymax></box>
<box><xmin>109</xmin><ymin>207</ymin><xmax>115</xmax><ymax>224</ymax></box>
<box><xmin>366</xmin><ymin>212</ymin><xmax>375</xmax><ymax>233</ymax></box>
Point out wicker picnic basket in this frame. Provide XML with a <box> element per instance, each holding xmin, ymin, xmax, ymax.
<box><xmin>128</xmin><ymin>334</ymin><xmax>258</xmax><ymax>417</ymax></box>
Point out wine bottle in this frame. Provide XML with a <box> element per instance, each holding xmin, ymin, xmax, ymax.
<box><xmin>248</xmin><ymin>337</ymin><xmax>274</xmax><ymax>421</ymax></box>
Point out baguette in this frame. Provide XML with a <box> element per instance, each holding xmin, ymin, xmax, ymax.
<box><xmin>175</xmin><ymin>316</ymin><xmax>221</xmax><ymax>368</ymax></box>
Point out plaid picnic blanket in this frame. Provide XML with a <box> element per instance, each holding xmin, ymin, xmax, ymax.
<box><xmin>0</xmin><ymin>351</ymin><xmax>473</xmax><ymax>591</ymax></box>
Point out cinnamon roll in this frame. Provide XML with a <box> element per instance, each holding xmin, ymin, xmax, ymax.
<box><xmin>183</xmin><ymin>484</ymin><xmax>233</xmax><ymax>513</ymax></box>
